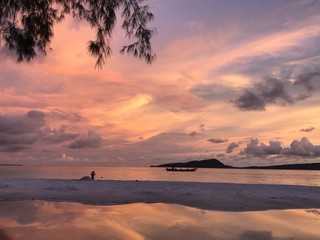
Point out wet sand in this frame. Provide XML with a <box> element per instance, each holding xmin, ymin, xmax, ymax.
<box><xmin>0</xmin><ymin>179</ymin><xmax>319</xmax><ymax>211</ymax></box>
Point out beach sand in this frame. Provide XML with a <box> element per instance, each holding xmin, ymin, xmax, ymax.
<box><xmin>0</xmin><ymin>179</ymin><xmax>319</xmax><ymax>211</ymax></box>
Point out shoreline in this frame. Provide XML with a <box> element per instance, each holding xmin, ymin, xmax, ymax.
<box><xmin>0</xmin><ymin>178</ymin><xmax>319</xmax><ymax>211</ymax></box>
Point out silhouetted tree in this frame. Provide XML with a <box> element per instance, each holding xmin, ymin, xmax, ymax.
<box><xmin>0</xmin><ymin>0</ymin><xmax>156</xmax><ymax>68</ymax></box>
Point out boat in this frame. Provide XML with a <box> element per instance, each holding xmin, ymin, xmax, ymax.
<box><xmin>165</xmin><ymin>167</ymin><xmax>197</xmax><ymax>172</ymax></box>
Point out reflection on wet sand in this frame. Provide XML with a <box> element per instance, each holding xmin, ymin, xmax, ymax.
<box><xmin>0</xmin><ymin>229</ymin><xmax>12</xmax><ymax>240</ymax></box>
<box><xmin>0</xmin><ymin>201</ymin><xmax>319</xmax><ymax>240</ymax></box>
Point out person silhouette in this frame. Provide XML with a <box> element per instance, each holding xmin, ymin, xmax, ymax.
<box><xmin>91</xmin><ymin>171</ymin><xmax>96</xmax><ymax>180</ymax></box>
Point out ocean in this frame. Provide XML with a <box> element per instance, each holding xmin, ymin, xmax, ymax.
<box><xmin>1</xmin><ymin>165</ymin><xmax>319</xmax><ymax>186</ymax></box>
<box><xmin>1</xmin><ymin>166</ymin><xmax>319</xmax><ymax>239</ymax></box>
<box><xmin>0</xmin><ymin>201</ymin><xmax>319</xmax><ymax>240</ymax></box>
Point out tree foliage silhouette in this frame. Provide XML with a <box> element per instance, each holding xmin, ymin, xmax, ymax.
<box><xmin>0</xmin><ymin>0</ymin><xmax>156</xmax><ymax>68</ymax></box>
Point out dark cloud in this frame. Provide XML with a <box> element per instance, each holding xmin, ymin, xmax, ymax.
<box><xmin>207</xmin><ymin>138</ymin><xmax>228</xmax><ymax>143</ymax></box>
<box><xmin>260</xmin><ymin>78</ymin><xmax>293</xmax><ymax>103</ymax></box>
<box><xmin>192</xmin><ymin>63</ymin><xmax>320</xmax><ymax>112</ymax></box>
<box><xmin>293</xmin><ymin>68</ymin><xmax>320</xmax><ymax>91</ymax></box>
<box><xmin>282</xmin><ymin>137</ymin><xmax>320</xmax><ymax>157</ymax></box>
<box><xmin>0</xmin><ymin>111</ymin><xmax>45</xmax><ymax>152</ymax></box>
<box><xmin>68</xmin><ymin>131</ymin><xmax>103</xmax><ymax>149</ymax></box>
<box><xmin>42</xmin><ymin>126</ymin><xmax>79</xmax><ymax>143</ymax></box>
<box><xmin>234</xmin><ymin>78</ymin><xmax>294</xmax><ymax>111</ymax></box>
<box><xmin>226</xmin><ymin>142</ymin><xmax>239</xmax><ymax>153</ymax></box>
<box><xmin>238</xmin><ymin>231</ymin><xmax>273</xmax><ymax>240</ymax></box>
<box><xmin>233</xmin><ymin>90</ymin><xmax>266</xmax><ymax>111</ymax></box>
<box><xmin>299</xmin><ymin>127</ymin><xmax>315</xmax><ymax>132</ymax></box>
<box><xmin>216</xmin><ymin>153</ymin><xmax>225</xmax><ymax>158</ymax></box>
<box><xmin>189</xmin><ymin>131</ymin><xmax>198</xmax><ymax>137</ymax></box>
<box><xmin>295</xmin><ymin>93</ymin><xmax>311</xmax><ymax>101</ymax></box>
<box><xmin>0</xmin><ymin>111</ymin><xmax>90</xmax><ymax>152</ymax></box>
<box><xmin>243</xmin><ymin>139</ymin><xmax>283</xmax><ymax>156</ymax></box>
<box><xmin>0</xmin><ymin>133</ymin><xmax>39</xmax><ymax>151</ymax></box>
<box><xmin>189</xmin><ymin>124</ymin><xmax>206</xmax><ymax>137</ymax></box>
<box><xmin>0</xmin><ymin>110</ymin><xmax>45</xmax><ymax>135</ymax></box>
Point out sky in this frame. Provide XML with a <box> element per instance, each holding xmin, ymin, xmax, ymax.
<box><xmin>1</xmin><ymin>0</ymin><xmax>320</xmax><ymax>166</ymax></box>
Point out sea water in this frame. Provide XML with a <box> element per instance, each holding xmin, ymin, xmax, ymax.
<box><xmin>0</xmin><ymin>165</ymin><xmax>319</xmax><ymax>186</ymax></box>
<box><xmin>0</xmin><ymin>169</ymin><xmax>319</xmax><ymax>239</ymax></box>
<box><xmin>0</xmin><ymin>201</ymin><xmax>319</xmax><ymax>240</ymax></box>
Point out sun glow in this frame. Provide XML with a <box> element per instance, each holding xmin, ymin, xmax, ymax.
<box><xmin>113</xmin><ymin>94</ymin><xmax>152</xmax><ymax>116</ymax></box>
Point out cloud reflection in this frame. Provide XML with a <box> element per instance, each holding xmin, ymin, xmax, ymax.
<box><xmin>0</xmin><ymin>229</ymin><xmax>13</xmax><ymax>240</ymax></box>
<box><xmin>0</xmin><ymin>201</ymin><xmax>318</xmax><ymax>240</ymax></box>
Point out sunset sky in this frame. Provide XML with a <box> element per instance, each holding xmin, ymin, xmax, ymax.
<box><xmin>1</xmin><ymin>0</ymin><xmax>320</xmax><ymax>166</ymax></box>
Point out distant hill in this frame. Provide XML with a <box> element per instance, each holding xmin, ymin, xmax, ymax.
<box><xmin>151</xmin><ymin>159</ymin><xmax>233</xmax><ymax>168</ymax></box>
<box><xmin>0</xmin><ymin>164</ymin><xmax>23</xmax><ymax>166</ymax></box>
<box><xmin>151</xmin><ymin>159</ymin><xmax>320</xmax><ymax>170</ymax></box>
<box><xmin>244</xmin><ymin>162</ymin><xmax>320</xmax><ymax>170</ymax></box>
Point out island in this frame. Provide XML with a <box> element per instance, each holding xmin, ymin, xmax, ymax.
<box><xmin>151</xmin><ymin>159</ymin><xmax>320</xmax><ymax>170</ymax></box>
<box><xmin>0</xmin><ymin>164</ymin><xmax>23</xmax><ymax>166</ymax></box>
<box><xmin>151</xmin><ymin>159</ymin><xmax>232</xmax><ymax>169</ymax></box>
